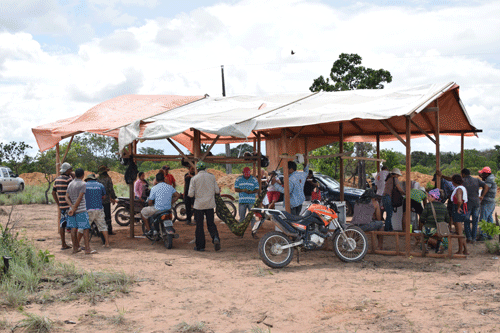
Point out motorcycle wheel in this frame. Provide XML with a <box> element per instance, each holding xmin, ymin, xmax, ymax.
<box><xmin>114</xmin><ymin>207</ymin><xmax>131</xmax><ymax>226</ymax></box>
<box><xmin>258</xmin><ymin>231</ymin><xmax>293</xmax><ymax>269</ymax></box>
<box><xmin>332</xmin><ymin>225</ymin><xmax>368</xmax><ymax>262</ymax></box>
<box><xmin>174</xmin><ymin>202</ymin><xmax>188</xmax><ymax>222</ymax></box>
<box><xmin>164</xmin><ymin>234</ymin><xmax>173</xmax><ymax>249</ymax></box>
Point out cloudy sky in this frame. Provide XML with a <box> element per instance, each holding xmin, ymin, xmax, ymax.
<box><xmin>1</xmin><ymin>0</ymin><xmax>499</xmax><ymax>157</ymax></box>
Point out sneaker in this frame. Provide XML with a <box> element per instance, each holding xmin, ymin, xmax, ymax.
<box><xmin>213</xmin><ymin>237</ymin><xmax>221</xmax><ymax>251</ymax></box>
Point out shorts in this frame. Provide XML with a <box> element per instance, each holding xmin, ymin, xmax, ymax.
<box><xmin>67</xmin><ymin>212</ymin><xmax>90</xmax><ymax>230</ymax></box>
<box><xmin>59</xmin><ymin>208</ymin><xmax>69</xmax><ymax>228</ymax></box>
<box><xmin>267</xmin><ymin>191</ymin><xmax>280</xmax><ymax>203</ymax></box>
<box><xmin>88</xmin><ymin>209</ymin><xmax>107</xmax><ymax>232</ymax></box>
<box><xmin>141</xmin><ymin>206</ymin><xmax>159</xmax><ymax>219</ymax></box>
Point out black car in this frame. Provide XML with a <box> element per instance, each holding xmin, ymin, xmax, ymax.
<box><xmin>271</xmin><ymin>171</ymin><xmax>364</xmax><ymax>216</ymax></box>
<box><xmin>313</xmin><ymin>172</ymin><xmax>365</xmax><ymax>216</ymax></box>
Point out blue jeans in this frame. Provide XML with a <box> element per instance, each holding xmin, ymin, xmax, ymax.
<box><xmin>382</xmin><ymin>195</ymin><xmax>393</xmax><ymax>231</ymax></box>
<box><xmin>464</xmin><ymin>205</ymin><xmax>480</xmax><ymax>241</ymax></box>
<box><xmin>478</xmin><ymin>201</ymin><xmax>496</xmax><ymax>237</ymax></box>
<box><xmin>239</xmin><ymin>203</ymin><xmax>256</xmax><ymax>226</ymax></box>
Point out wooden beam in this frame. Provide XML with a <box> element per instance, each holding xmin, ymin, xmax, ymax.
<box><xmin>316</xmin><ymin>124</ymin><xmax>327</xmax><ymax>135</ymax></box>
<box><xmin>167</xmin><ymin>138</ymin><xmax>195</xmax><ymax>168</ymax></box>
<box><xmin>420</xmin><ymin>112</ymin><xmax>435</xmax><ymax>134</ymax></box>
<box><xmin>379</xmin><ymin>119</ymin><xmax>406</xmax><ymax>147</ymax></box>
<box><xmin>282</xmin><ymin>129</ymin><xmax>291</xmax><ymax>213</ymax></box>
<box><xmin>410</xmin><ymin>119</ymin><xmax>436</xmax><ymax>144</ymax></box>
<box><xmin>200</xmin><ymin>132</ymin><xmax>211</xmax><ymax>140</ymax></box>
<box><xmin>288</xmin><ymin>126</ymin><xmax>305</xmax><ymax>146</ymax></box>
<box><xmin>129</xmin><ymin>143</ymin><xmax>135</xmax><ymax>239</ymax></box>
<box><xmin>420</xmin><ymin>107</ymin><xmax>439</xmax><ymax>113</ymax></box>
<box><xmin>257</xmin><ymin>132</ymin><xmax>262</xmax><ymax>194</ymax></box>
<box><xmin>435</xmin><ymin>103</ymin><xmax>441</xmax><ymax>189</ymax></box>
<box><xmin>376</xmin><ymin>134</ymin><xmax>381</xmax><ymax>172</ymax></box>
<box><xmin>349</xmin><ymin>120</ymin><xmax>364</xmax><ymax>134</ymax></box>
<box><xmin>61</xmin><ymin>135</ymin><xmax>74</xmax><ymax>164</ymax></box>
<box><xmin>461</xmin><ymin>132</ymin><xmax>465</xmax><ymax>170</ymax></box>
<box><xmin>182</xmin><ymin>131</ymin><xmax>194</xmax><ymax>139</ymax></box>
<box><xmin>200</xmin><ymin>135</ymin><xmax>220</xmax><ymax>161</ymax></box>
<box><xmin>339</xmin><ymin>123</ymin><xmax>344</xmax><ymax>202</ymax></box>
<box><xmin>405</xmin><ymin>116</ymin><xmax>411</xmax><ymax>256</ymax></box>
<box><xmin>341</xmin><ymin>156</ymin><xmax>386</xmax><ymax>162</ymax></box>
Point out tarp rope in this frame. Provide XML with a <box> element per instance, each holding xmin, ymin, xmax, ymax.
<box><xmin>215</xmin><ymin>190</ymin><xmax>268</xmax><ymax>237</ymax></box>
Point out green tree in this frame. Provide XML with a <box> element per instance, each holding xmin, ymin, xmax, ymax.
<box><xmin>36</xmin><ymin>151</ymin><xmax>57</xmax><ymax>204</ymax></box>
<box><xmin>0</xmin><ymin>141</ymin><xmax>33</xmax><ymax>174</ymax></box>
<box><xmin>309</xmin><ymin>53</ymin><xmax>392</xmax><ymax>92</ymax></box>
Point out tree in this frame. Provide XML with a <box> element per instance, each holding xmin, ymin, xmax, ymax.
<box><xmin>0</xmin><ymin>141</ymin><xmax>33</xmax><ymax>174</ymax></box>
<box><xmin>309</xmin><ymin>53</ymin><xmax>392</xmax><ymax>92</ymax></box>
<box><xmin>309</xmin><ymin>53</ymin><xmax>392</xmax><ymax>187</ymax></box>
<box><xmin>36</xmin><ymin>151</ymin><xmax>57</xmax><ymax>204</ymax></box>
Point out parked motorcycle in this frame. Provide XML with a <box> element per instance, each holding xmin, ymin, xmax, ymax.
<box><xmin>253</xmin><ymin>198</ymin><xmax>368</xmax><ymax>268</ymax></box>
<box><xmin>144</xmin><ymin>209</ymin><xmax>179</xmax><ymax>249</ymax></box>
<box><xmin>174</xmin><ymin>194</ymin><xmax>238</xmax><ymax>222</ymax></box>
<box><xmin>113</xmin><ymin>197</ymin><xmax>148</xmax><ymax>226</ymax></box>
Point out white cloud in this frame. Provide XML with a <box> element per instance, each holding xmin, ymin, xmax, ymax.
<box><xmin>1</xmin><ymin>0</ymin><xmax>500</xmax><ymax>157</ymax></box>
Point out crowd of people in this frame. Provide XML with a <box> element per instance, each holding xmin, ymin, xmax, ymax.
<box><xmin>54</xmin><ymin>156</ymin><xmax>497</xmax><ymax>257</ymax></box>
<box><xmin>349</xmin><ymin>165</ymin><xmax>497</xmax><ymax>255</ymax></box>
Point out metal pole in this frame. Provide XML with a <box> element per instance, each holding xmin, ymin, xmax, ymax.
<box><xmin>221</xmin><ymin>65</ymin><xmax>226</xmax><ymax>97</ymax></box>
<box><xmin>221</xmin><ymin>65</ymin><xmax>231</xmax><ymax>174</ymax></box>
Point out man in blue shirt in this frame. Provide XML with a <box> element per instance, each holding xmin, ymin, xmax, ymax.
<box><xmin>272</xmin><ymin>161</ymin><xmax>309</xmax><ymax>215</ymax></box>
<box><xmin>235</xmin><ymin>167</ymin><xmax>260</xmax><ymax>226</ymax></box>
<box><xmin>85</xmin><ymin>174</ymin><xmax>109</xmax><ymax>247</ymax></box>
<box><xmin>141</xmin><ymin>172</ymin><xmax>181</xmax><ymax>234</ymax></box>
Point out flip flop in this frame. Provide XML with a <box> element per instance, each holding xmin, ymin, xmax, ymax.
<box><xmin>61</xmin><ymin>245</ymin><xmax>71</xmax><ymax>250</ymax></box>
<box><xmin>72</xmin><ymin>248</ymin><xmax>82</xmax><ymax>254</ymax></box>
<box><xmin>85</xmin><ymin>250</ymin><xmax>97</xmax><ymax>255</ymax></box>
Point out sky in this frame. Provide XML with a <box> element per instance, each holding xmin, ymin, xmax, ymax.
<box><xmin>1</xmin><ymin>0</ymin><xmax>499</xmax><ymax>158</ymax></box>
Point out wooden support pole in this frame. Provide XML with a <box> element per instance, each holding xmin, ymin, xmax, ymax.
<box><xmin>253</xmin><ymin>138</ymin><xmax>257</xmax><ymax>177</ymax></box>
<box><xmin>379</xmin><ymin>119</ymin><xmax>406</xmax><ymax>147</ymax></box>
<box><xmin>405</xmin><ymin>116</ymin><xmax>412</xmax><ymax>256</ymax></box>
<box><xmin>257</xmin><ymin>132</ymin><xmax>262</xmax><ymax>194</ymax></box>
<box><xmin>376</xmin><ymin>134</ymin><xmax>380</xmax><ymax>173</ymax></box>
<box><xmin>435</xmin><ymin>103</ymin><xmax>441</xmax><ymax>188</ymax></box>
<box><xmin>339</xmin><ymin>123</ymin><xmax>344</xmax><ymax>202</ymax></box>
<box><xmin>282</xmin><ymin>129</ymin><xmax>291</xmax><ymax>213</ymax></box>
<box><xmin>460</xmin><ymin>131</ymin><xmax>465</xmax><ymax>170</ymax></box>
<box><xmin>193</xmin><ymin>130</ymin><xmax>201</xmax><ymax>174</ymax></box>
<box><xmin>200</xmin><ymin>135</ymin><xmax>220</xmax><ymax>161</ymax></box>
<box><xmin>61</xmin><ymin>136</ymin><xmax>74</xmax><ymax>164</ymax></box>
<box><xmin>410</xmin><ymin>119</ymin><xmax>436</xmax><ymax>144</ymax></box>
<box><xmin>55</xmin><ymin>143</ymin><xmax>61</xmax><ymax>177</ymax></box>
<box><xmin>129</xmin><ymin>142</ymin><xmax>135</xmax><ymax>239</ymax></box>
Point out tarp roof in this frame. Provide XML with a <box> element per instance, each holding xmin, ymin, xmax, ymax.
<box><xmin>32</xmin><ymin>82</ymin><xmax>480</xmax><ymax>153</ymax></box>
<box><xmin>118</xmin><ymin>82</ymin><xmax>479</xmax><ymax>151</ymax></box>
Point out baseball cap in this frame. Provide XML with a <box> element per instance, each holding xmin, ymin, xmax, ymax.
<box><xmin>196</xmin><ymin>161</ymin><xmax>206</xmax><ymax>170</ymax></box>
<box><xmin>60</xmin><ymin>162</ymin><xmax>72</xmax><ymax>174</ymax></box>
<box><xmin>243</xmin><ymin>167</ymin><xmax>251</xmax><ymax>177</ymax></box>
<box><xmin>479</xmin><ymin>166</ymin><xmax>492</xmax><ymax>174</ymax></box>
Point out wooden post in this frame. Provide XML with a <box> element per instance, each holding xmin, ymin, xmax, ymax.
<box><xmin>55</xmin><ymin>143</ymin><xmax>61</xmax><ymax>177</ymax></box>
<box><xmin>376</xmin><ymin>134</ymin><xmax>381</xmax><ymax>173</ymax></box>
<box><xmin>193</xmin><ymin>130</ymin><xmax>201</xmax><ymax>174</ymax></box>
<box><xmin>460</xmin><ymin>131</ymin><xmax>465</xmax><ymax>170</ymax></box>
<box><xmin>405</xmin><ymin>116</ymin><xmax>412</xmax><ymax>256</ymax></box>
<box><xmin>129</xmin><ymin>142</ymin><xmax>135</xmax><ymax>239</ymax></box>
<box><xmin>225</xmin><ymin>143</ymin><xmax>232</xmax><ymax>174</ymax></box>
<box><xmin>257</xmin><ymin>132</ymin><xmax>262</xmax><ymax>193</ymax></box>
<box><xmin>282</xmin><ymin>129</ymin><xmax>291</xmax><ymax>213</ymax></box>
<box><xmin>253</xmin><ymin>138</ymin><xmax>257</xmax><ymax>177</ymax></box>
<box><xmin>339</xmin><ymin>123</ymin><xmax>344</xmax><ymax>202</ymax></box>
<box><xmin>435</xmin><ymin>102</ymin><xmax>441</xmax><ymax>188</ymax></box>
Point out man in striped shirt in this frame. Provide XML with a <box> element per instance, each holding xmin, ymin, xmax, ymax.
<box><xmin>52</xmin><ymin>162</ymin><xmax>74</xmax><ymax>250</ymax></box>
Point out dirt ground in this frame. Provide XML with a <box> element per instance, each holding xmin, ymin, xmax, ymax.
<box><xmin>1</xmin><ymin>203</ymin><xmax>500</xmax><ymax>333</ymax></box>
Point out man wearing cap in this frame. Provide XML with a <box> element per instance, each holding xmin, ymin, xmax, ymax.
<box><xmin>188</xmin><ymin>161</ymin><xmax>221</xmax><ymax>252</ymax></box>
<box><xmin>65</xmin><ymin>168</ymin><xmax>95</xmax><ymax>254</ymax></box>
<box><xmin>479</xmin><ymin>166</ymin><xmax>497</xmax><ymax>239</ymax></box>
<box><xmin>272</xmin><ymin>161</ymin><xmax>309</xmax><ymax>215</ymax></box>
<box><xmin>235</xmin><ymin>167</ymin><xmax>260</xmax><ymax>226</ymax></box>
<box><xmin>52</xmin><ymin>162</ymin><xmax>74</xmax><ymax>250</ymax></box>
<box><xmin>162</xmin><ymin>165</ymin><xmax>176</xmax><ymax>188</ymax></box>
<box><xmin>85</xmin><ymin>173</ymin><xmax>110</xmax><ymax>247</ymax></box>
<box><xmin>97</xmin><ymin>165</ymin><xmax>117</xmax><ymax>235</ymax></box>
<box><xmin>141</xmin><ymin>171</ymin><xmax>181</xmax><ymax>235</ymax></box>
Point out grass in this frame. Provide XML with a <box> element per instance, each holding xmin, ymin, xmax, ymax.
<box><xmin>110</xmin><ymin>305</ymin><xmax>127</xmax><ymax>325</ymax></box>
<box><xmin>173</xmin><ymin>321</ymin><xmax>206</xmax><ymax>332</ymax></box>
<box><xmin>15</xmin><ymin>311</ymin><xmax>54</xmax><ymax>333</ymax></box>
<box><xmin>0</xmin><ymin>185</ymin><xmax>54</xmax><ymax>205</ymax></box>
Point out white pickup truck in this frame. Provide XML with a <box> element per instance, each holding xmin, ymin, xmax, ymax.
<box><xmin>0</xmin><ymin>166</ymin><xmax>25</xmax><ymax>193</ymax></box>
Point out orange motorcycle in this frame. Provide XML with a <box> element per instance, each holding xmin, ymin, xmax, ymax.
<box><xmin>253</xmin><ymin>199</ymin><xmax>367</xmax><ymax>268</ymax></box>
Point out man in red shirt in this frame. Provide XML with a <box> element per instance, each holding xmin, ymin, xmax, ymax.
<box><xmin>162</xmin><ymin>165</ymin><xmax>176</xmax><ymax>188</ymax></box>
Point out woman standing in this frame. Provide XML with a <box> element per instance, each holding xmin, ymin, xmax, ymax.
<box><xmin>450</xmin><ymin>174</ymin><xmax>469</xmax><ymax>255</ymax></box>
<box><xmin>382</xmin><ymin>168</ymin><xmax>405</xmax><ymax>231</ymax></box>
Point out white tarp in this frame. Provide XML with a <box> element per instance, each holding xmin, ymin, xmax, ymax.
<box><xmin>118</xmin><ymin>82</ymin><xmax>458</xmax><ymax>151</ymax></box>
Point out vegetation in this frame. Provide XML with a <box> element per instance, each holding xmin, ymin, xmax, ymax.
<box><xmin>479</xmin><ymin>219</ymin><xmax>500</xmax><ymax>254</ymax></box>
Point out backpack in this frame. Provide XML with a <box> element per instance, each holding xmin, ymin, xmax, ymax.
<box><xmin>124</xmin><ymin>159</ymin><xmax>138</xmax><ymax>185</ymax></box>
<box><xmin>391</xmin><ymin>177</ymin><xmax>404</xmax><ymax>208</ymax></box>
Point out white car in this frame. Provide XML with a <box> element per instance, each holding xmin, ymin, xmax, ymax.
<box><xmin>0</xmin><ymin>166</ymin><xmax>25</xmax><ymax>193</ymax></box>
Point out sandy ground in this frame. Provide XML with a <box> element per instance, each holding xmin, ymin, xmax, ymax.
<box><xmin>1</xmin><ymin>203</ymin><xmax>500</xmax><ymax>333</ymax></box>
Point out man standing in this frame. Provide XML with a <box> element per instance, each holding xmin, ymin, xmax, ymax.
<box><xmin>235</xmin><ymin>167</ymin><xmax>259</xmax><ymax>226</ymax></box>
<box><xmin>188</xmin><ymin>161</ymin><xmax>221</xmax><ymax>252</ymax></box>
<box><xmin>183</xmin><ymin>166</ymin><xmax>196</xmax><ymax>225</ymax></box>
<box><xmin>273</xmin><ymin>161</ymin><xmax>309</xmax><ymax>215</ymax></box>
<box><xmin>375</xmin><ymin>165</ymin><xmax>389</xmax><ymax>196</ymax></box>
<box><xmin>66</xmin><ymin>168</ymin><xmax>96</xmax><ymax>255</ymax></box>
<box><xmin>97</xmin><ymin>165</ymin><xmax>117</xmax><ymax>235</ymax></box>
<box><xmin>162</xmin><ymin>165</ymin><xmax>176</xmax><ymax>188</ymax></box>
<box><xmin>52</xmin><ymin>162</ymin><xmax>73</xmax><ymax>250</ymax></box>
<box><xmin>85</xmin><ymin>174</ymin><xmax>110</xmax><ymax>247</ymax></box>
<box><xmin>479</xmin><ymin>166</ymin><xmax>497</xmax><ymax>239</ymax></box>
<box><xmin>141</xmin><ymin>172</ymin><xmax>180</xmax><ymax>234</ymax></box>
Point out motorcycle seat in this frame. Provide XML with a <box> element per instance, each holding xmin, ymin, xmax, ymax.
<box><xmin>280</xmin><ymin>211</ymin><xmax>322</xmax><ymax>226</ymax></box>
<box><xmin>151</xmin><ymin>209</ymin><xmax>172</xmax><ymax>220</ymax></box>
